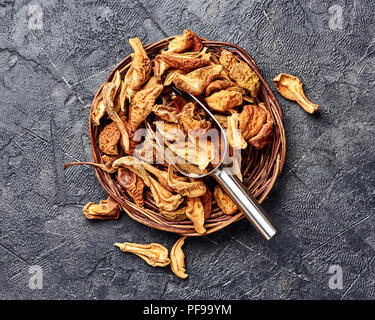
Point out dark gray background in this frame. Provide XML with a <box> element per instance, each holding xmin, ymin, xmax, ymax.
<box><xmin>0</xmin><ymin>0</ymin><xmax>374</xmax><ymax>300</ymax></box>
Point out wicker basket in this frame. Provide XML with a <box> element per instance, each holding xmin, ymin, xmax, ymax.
<box><xmin>88</xmin><ymin>37</ymin><xmax>286</xmax><ymax>236</ymax></box>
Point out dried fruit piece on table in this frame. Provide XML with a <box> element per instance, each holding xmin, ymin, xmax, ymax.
<box><xmin>205</xmin><ymin>90</ymin><xmax>243</xmax><ymax>112</ymax></box>
<box><xmin>227</xmin><ymin>113</ymin><xmax>247</xmax><ymax>150</ymax></box>
<box><xmin>124</xmin><ymin>38</ymin><xmax>152</xmax><ymax>96</ymax></box>
<box><xmin>167</xmin><ymin>165</ymin><xmax>206</xmax><ymax>197</ymax></box>
<box><xmin>159</xmin><ymin>206</ymin><xmax>187</xmax><ymax>221</ymax></box>
<box><xmin>172</xmin><ymin>64</ymin><xmax>223</xmax><ymax>96</ymax></box>
<box><xmin>148</xmin><ymin>175</ymin><xmax>184</xmax><ymax>212</ymax></box>
<box><xmin>248</xmin><ymin>103</ymin><xmax>274</xmax><ymax>150</ymax></box>
<box><xmin>200</xmin><ymin>188</ymin><xmax>212</xmax><ymax>219</ymax></box>
<box><xmin>170</xmin><ymin>236</ymin><xmax>188</xmax><ymax>279</ymax></box>
<box><xmin>167</xmin><ymin>29</ymin><xmax>203</xmax><ymax>53</ymax></box>
<box><xmin>117</xmin><ymin>168</ymin><xmax>145</xmax><ymax>206</ymax></box>
<box><xmin>177</xmin><ymin>102</ymin><xmax>211</xmax><ymax>134</ymax></box>
<box><xmin>82</xmin><ymin>197</ymin><xmax>120</xmax><ymax>220</ymax></box>
<box><xmin>220</xmin><ymin>49</ymin><xmax>260</xmax><ymax>98</ymax></box>
<box><xmin>103</xmin><ymin>82</ymin><xmax>130</xmax><ymax>152</ymax></box>
<box><xmin>161</xmin><ymin>48</ymin><xmax>211</xmax><ymax>72</ymax></box>
<box><xmin>112</xmin><ymin>156</ymin><xmax>150</xmax><ymax>186</ymax></box>
<box><xmin>129</xmin><ymin>84</ymin><xmax>163</xmax><ymax>131</ymax></box>
<box><xmin>114</xmin><ymin>242</ymin><xmax>170</xmax><ymax>267</ymax></box>
<box><xmin>238</xmin><ymin>104</ymin><xmax>267</xmax><ymax>140</ymax></box>
<box><xmin>186</xmin><ymin>197</ymin><xmax>206</xmax><ymax>234</ymax></box>
<box><xmin>214</xmin><ymin>185</ymin><xmax>238</xmax><ymax>215</ymax></box>
<box><xmin>91</xmin><ymin>92</ymin><xmax>106</xmax><ymax>126</ymax></box>
<box><xmin>273</xmin><ymin>73</ymin><xmax>319</xmax><ymax>114</ymax></box>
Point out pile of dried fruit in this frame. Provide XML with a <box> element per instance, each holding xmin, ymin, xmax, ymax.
<box><xmin>64</xmin><ymin>30</ymin><xmax>317</xmax><ymax>279</ymax></box>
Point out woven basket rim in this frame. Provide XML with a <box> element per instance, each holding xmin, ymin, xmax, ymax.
<box><xmin>88</xmin><ymin>37</ymin><xmax>286</xmax><ymax>237</ymax></box>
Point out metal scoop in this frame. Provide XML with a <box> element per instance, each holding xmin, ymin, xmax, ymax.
<box><xmin>147</xmin><ymin>87</ymin><xmax>277</xmax><ymax>240</ymax></box>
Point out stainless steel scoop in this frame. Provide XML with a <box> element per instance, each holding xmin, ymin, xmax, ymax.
<box><xmin>147</xmin><ymin>87</ymin><xmax>277</xmax><ymax>240</ymax></box>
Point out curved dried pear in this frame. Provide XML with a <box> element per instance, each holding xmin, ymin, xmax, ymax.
<box><xmin>117</xmin><ymin>168</ymin><xmax>145</xmax><ymax>206</ymax></box>
<box><xmin>91</xmin><ymin>92</ymin><xmax>106</xmax><ymax>126</ymax></box>
<box><xmin>129</xmin><ymin>84</ymin><xmax>163</xmax><ymax>131</ymax></box>
<box><xmin>186</xmin><ymin>197</ymin><xmax>206</xmax><ymax>234</ymax></box>
<box><xmin>83</xmin><ymin>197</ymin><xmax>120</xmax><ymax>220</ymax></box>
<box><xmin>204</xmin><ymin>79</ymin><xmax>241</xmax><ymax>96</ymax></box>
<box><xmin>239</xmin><ymin>105</ymin><xmax>267</xmax><ymax>140</ymax></box>
<box><xmin>167</xmin><ymin>165</ymin><xmax>206</xmax><ymax>197</ymax></box>
<box><xmin>103</xmin><ymin>83</ymin><xmax>130</xmax><ymax>152</ymax></box>
<box><xmin>148</xmin><ymin>175</ymin><xmax>184</xmax><ymax>212</ymax></box>
<box><xmin>170</xmin><ymin>236</ymin><xmax>188</xmax><ymax>279</ymax></box>
<box><xmin>214</xmin><ymin>186</ymin><xmax>238</xmax><ymax>215</ymax></box>
<box><xmin>273</xmin><ymin>73</ymin><xmax>319</xmax><ymax>114</ymax></box>
<box><xmin>159</xmin><ymin>206</ymin><xmax>187</xmax><ymax>222</ymax></box>
<box><xmin>227</xmin><ymin>113</ymin><xmax>247</xmax><ymax>150</ymax></box>
<box><xmin>114</xmin><ymin>242</ymin><xmax>170</xmax><ymax>267</ymax></box>
<box><xmin>205</xmin><ymin>90</ymin><xmax>243</xmax><ymax>112</ymax></box>
<box><xmin>220</xmin><ymin>49</ymin><xmax>260</xmax><ymax>98</ymax></box>
<box><xmin>112</xmin><ymin>156</ymin><xmax>150</xmax><ymax>186</ymax></box>
<box><xmin>172</xmin><ymin>65</ymin><xmax>223</xmax><ymax>96</ymax></box>
<box><xmin>161</xmin><ymin>48</ymin><xmax>210</xmax><ymax>72</ymax></box>
<box><xmin>200</xmin><ymin>188</ymin><xmax>212</xmax><ymax>219</ymax></box>
<box><xmin>167</xmin><ymin>29</ymin><xmax>203</xmax><ymax>53</ymax></box>
<box><xmin>177</xmin><ymin>102</ymin><xmax>211</xmax><ymax>134</ymax></box>
<box><xmin>248</xmin><ymin>103</ymin><xmax>273</xmax><ymax>150</ymax></box>
<box><xmin>125</xmin><ymin>38</ymin><xmax>152</xmax><ymax>92</ymax></box>
<box><xmin>153</xmin><ymin>104</ymin><xmax>179</xmax><ymax>123</ymax></box>
<box><xmin>143</xmin><ymin>162</ymin><xmax>171</xmax><ymax>192</ymax></box>
<box><xmin>99</xmin><ymin>121</ymin><xmax>121</xmax><ymax>155</ymax></box>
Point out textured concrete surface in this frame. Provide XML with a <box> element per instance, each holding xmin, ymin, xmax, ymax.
<box><xmin>0</xmin><ymin>0</ymin><xmax>374</xmax><ymax>300</ymax></box>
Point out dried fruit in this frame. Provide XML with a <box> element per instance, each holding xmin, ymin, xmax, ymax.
<box><xmin>114</xmin><ymin>242</ymin><xmax>170</xmax><ymax>267</ymax></box>
<box><xmin>103</xmin><ymin>82</ymin><xmax>130</xmax><ymax>152</ymax></box>
<box><xmin>112</xmin><ymin>156</ymin><xmax>150</xmax><ymax>186</ymax></box>
<box><xmin>129</xmin><ymin>84</ymin><xmax>163</xmax><ymax>131</ymax></box>
<box><xmin>148</xmin><ymin>175</ymin><xmax>184</xmax><ymax>212</ymax></box>
<box><xmin>214</xmin><ymin>186</ymin><xmax>238</xmax><ymax>215</ymax></box>
<box><xmin>200</xmin><ymin>188</ymin><xmax>212</xmax><ymax>219</ymax></box>
<box><xmin>159</xmin><ymin>206</ymin><xmax>187</xmax><ymax>221</ymax></box>
<box><xmin>249</xmin><ymin>103</ymin><xmax>273</xmax><ymax>150</ymax></box>
<box><xmin>170</xmin><ymin>236</ymin><xmax>188</xmax><ymax>279</ymax></box>
<box><xmin>167</xmin><ymin>165</ymin><xmax>206</xmax><ymax>197</ymax></box>
<box><xmin>153</xmin><ymin>104</ymin><xmax>179</xmax><ymax>123</ymax></box>
<box><xmin>220</xmin><ymin>49</ymin><xmax>260</xmax><ymax>98</ymax></box>
<box><xmin>227</xmin><ymin>113</ymin><xmax>247</xmax><ymax>150</ymax></box>
<box><xmin>99</xmin><ymin>121</ymin><xmax>121</xmax><ymax>155</ymax></box>
<box><xmin>177</xmin><ymin>102</ymin><xmax>211</xmax><ymax>134</ymax></box>
<box><xmin>91</xmin><ymin>92</ymin><xmax>106</xmax><ymax>126</ymax></box>
<box><xmin>83</xmin><ymin>197</ymin><xmax>120</xmax><ymax>220</ymax></box>
<box><xmin>117</xmin><ymin>168</ymin><xmax>145</xmax><ymax>206</ymax></box>
<box><xmin>172</xmin><ymin>64</ymin><xmax>223</xmax><ymax>95</ymax></box>
<box><xmin>204</xmin><ymin>79</ymin><xmax>241</xmax><ymax>96</ymax></box>
<box><xmin>205</xmin><ymin>90</ymin><xmax>243</xmax><ymax>112</ymax></box>
<box><xmin>238</xmin><ymin>104</ymin><xmax>266</xmax><ymax>140</ymax></box>
<box><xmin>161</xmin><ymin>48</ymin><xmax>211</xmax><ymax>72</ymax></box>
<box><xmin>186</xmin><ymin>197</ymin><xmax>206</xmax><ymax>234</ymax></box>
<box><xmin>125</xmin><ymin>38</ymin><xmax>152</xmax><ymax>93</ymax></box>
<box><xmin>167</xmin><ymin>29</ymin><xmax>203</xmax><ymax>53</ymax></box>
<box><xmin>273</xmin><ymin>73</ymin><xmax>319</xmax><ymax>114</ymax></box>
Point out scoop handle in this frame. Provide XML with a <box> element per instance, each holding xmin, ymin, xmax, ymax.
<box><xmin>213</xmin><ymin>167</ymin><xmax>277</xmax><ymax>240</ymax></box>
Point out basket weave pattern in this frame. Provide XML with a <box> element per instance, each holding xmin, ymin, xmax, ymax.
<box><xmin>89</xmin><ymin>37</ymin><xmax>286</xmax><ymax>236</ymax></box>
